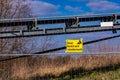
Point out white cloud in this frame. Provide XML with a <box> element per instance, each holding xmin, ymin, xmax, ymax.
<box><xmin>65</xmin><ymin>5</ymin><xmax>82</xmax><ymax>13</ymax></box>
<box><xmin>25</xmin><ymin>0</ymin><xmax>60</xmax><ymax>17</ymax></box>
<box><xmin>87</xmin><ymin>0</ymin><xmax>120</xmax><ymax>12</ymax></box>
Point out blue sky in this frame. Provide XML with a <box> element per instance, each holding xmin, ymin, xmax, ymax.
<box><xmin>26</xmin><ymin>0</ymin><xmax>120</xmax><ymax>17</ymax></box>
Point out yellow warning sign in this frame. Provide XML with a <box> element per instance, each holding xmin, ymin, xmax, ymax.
<box><xmin>66</xmin><ymin>39</ymin><xmax>83</xmax><ymax>53</ymax></box>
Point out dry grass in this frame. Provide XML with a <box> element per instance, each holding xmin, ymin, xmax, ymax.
<box><xmin>0</xmin><ymin>54</ymin><xmax>120</xmax><ymax>80</ymax></box>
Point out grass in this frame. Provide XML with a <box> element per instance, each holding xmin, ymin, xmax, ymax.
<box><xmin>0</xmin><ymin>54</ymin><xmax>120</xmax><ymax>80</ymax></box>
<box><xmin>74</xmin><ymin>68</ymin><xmax>120</xmax><ymax>80</ymax></box>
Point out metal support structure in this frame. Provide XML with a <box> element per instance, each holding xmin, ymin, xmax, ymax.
<box><xmin>27</xmin><ymin>25</ymin><xmax>32</xmax><ymax>31</ymax></box>
<box><xmin>0</xmin><ymin>25</ymin><xmax>120</xmax><ymax>39</ymax></box>
<box><xmin>65</xmin><ymin>16</ymin><xmax>80</xmax><ymax>28</ymax></box>
<box><xmin>71</xmin><ymin>16</ymin><xmax>80</xmax><ymax>27</ymax></box>
<box><xmin>43</xmin><ymin>28</ymin><xmax>46</xmax><ymax>34</ymax></box>
<box><xmin>35</xmin><ymin>18</ymin><xmax>37</xmax><ymax>28</ymax></box>
<box><xmin>27</xmin><ymin>18</ymin><xmax>38</xmax><ymax>31</ymax></box>
<box><xmin>0</xmin><ymin>13</ymin><xmax>120</xmax><ymax>27</ymax></box>
<box><xmin>32</xmin><ymin>18</ymin><xmax>38</xmax><ymax>30</ymax></box>
<box><xmin>63</xmin><ymin>27</ymin><xmax>66</xmax><ymax>32</ymax></box>
<box><xmin>112</xmin><ymin>14</ymin><xmax>118</xmax><ymax>24</ymax></box>
<box><xmin>0</xmin><ymin>13</ymin><xmax>119</xmax><ymax>37</ymax></box>
<box><xmin>20</xmin><ymin>30</ymin><xmax>23</xmax><ymax>35</ymax></box>
<box><xmin>112</xmin><ymin>26</ymin><xmax>117</xmax><ymax>34</ymax></box>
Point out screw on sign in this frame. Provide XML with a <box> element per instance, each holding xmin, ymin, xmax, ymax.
<box><xmin>77</xmin><ymin>40</ymin><xmax>82</xmax><ymax>44</ymax></box>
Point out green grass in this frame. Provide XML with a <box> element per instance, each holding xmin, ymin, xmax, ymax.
<box><xmin>50</xmin><ymin>68</ymin><xmax>120</xmax><ymax>80</ymax></box>
<box><xmin>72</xmin><ymin>68</ymin><xmax>120</xmax><ymax>80</ymax></box>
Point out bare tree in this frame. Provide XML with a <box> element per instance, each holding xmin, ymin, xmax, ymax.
<box><xmin>0</xmin><ymin>0</ymin><xmax>33</xmax><ymax>54</ymax></box>
<box><xmin>0</xmin><ymin>0</ymin><xmax>57</xmax><ymax>55</ymax></box>
<box><xmin>0</xmin><ymin>0</ymin><xmax>31</xmax><ymax>19</ymax></box>
<box><xmin>39</xmin><ymin>36</ymin><xmax>57</xmax><ymax>51</ymax></box>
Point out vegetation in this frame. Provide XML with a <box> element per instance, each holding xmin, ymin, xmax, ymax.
<box><xmin>74</xmin><ymin>68</ymin><xmax>120</xmax><ymax>80</ymax></box>
<box><xmin>0</xmin><ymin>54</ymin><xmax>120</xmax><ymax>80</ymax></box>
<box><xmin>0</xmin><ymin>0</ymin><xmax>33</xmax><ymax>54</ymax></box>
